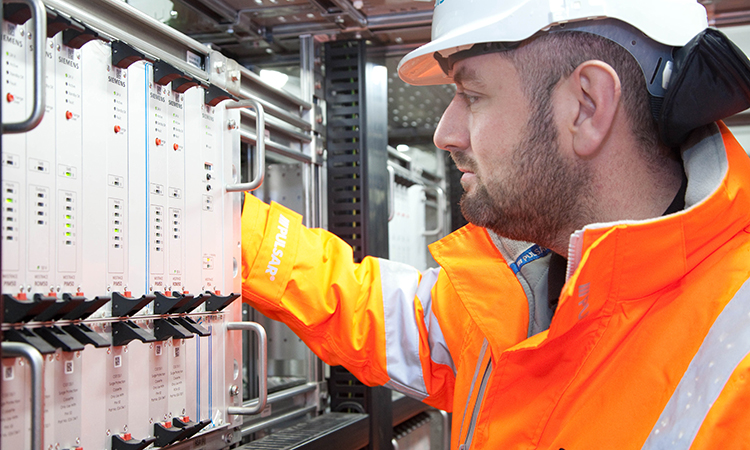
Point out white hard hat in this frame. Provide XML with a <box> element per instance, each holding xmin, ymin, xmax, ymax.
<box><xmin>398</xmin><ymin>0</ymin><xmax>709</xmax><ymax>86</ymax></box>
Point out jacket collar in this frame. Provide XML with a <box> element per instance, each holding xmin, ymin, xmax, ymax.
<box><xmin>551</xmin><ymin>122</ymin><xmax>750</xmax><ymax>338</ymax></box>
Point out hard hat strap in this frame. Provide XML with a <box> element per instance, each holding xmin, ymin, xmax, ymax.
<box><xmin>548</xmin><ymin>18</ymin><xmax>676</xmax><ymax>99</ymax></box>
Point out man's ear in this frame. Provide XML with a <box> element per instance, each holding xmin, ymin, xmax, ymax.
<box><xmin>561</xmin><ymin>60</ymin><xmax>621</xmax><ymax>158</ymax></box>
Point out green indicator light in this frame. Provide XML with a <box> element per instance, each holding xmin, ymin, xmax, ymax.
<box><xmin>65</xmin><ymin>232</ymin><xmax>71</xmax><ymax>237</ymax></box>
<box><xmin>65</xmin><ymin>172</ymin><xmax>71</xmax><ymax>177</ymax></box>
<box><xmin>114</xmin><ymin>228</ymin><xmax>120</xmax><ymax>233</ymax></box>
<box><xmin>65</xmin><ymin>223</ymin><xmax>71</xmax><ymax>228</ymax></box>
<box><xmin>65</xmin><ymin>215</ymin><xmax>71</xmax><ymax>220</ymax></box>
<box><xmin>5</xmin><ymin>198</ymin><xmax>12</xmax><ymax>203</ymax></box>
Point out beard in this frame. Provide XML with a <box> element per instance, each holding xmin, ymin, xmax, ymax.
<box><xmin>454</xmin><ymin>101</ymin><xmax>592</xmax><ymax>248</ymax></box>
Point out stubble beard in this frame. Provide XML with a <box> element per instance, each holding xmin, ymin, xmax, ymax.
<box><xmin>456</xmin><ymin>101</ymin><xmax>592</xmax><ymax>250</ymax></box>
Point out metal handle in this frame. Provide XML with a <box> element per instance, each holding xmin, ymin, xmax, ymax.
<box><xmin>2</xmin><ymin>0</ymin><xmax>46</xmax><ymax>133</ymax></box>
<box><xmin>226</xmin><ymin>99</ymin><xmax>266</xmax><ymax>192</ymax></box>
<box><xmin>422</xmin><ymin>186</ymin><xmax>445</xmax><ymax>237</ymax></box>
<box><xmin>387</xmin><ymin>165</ymin><xmax>395</xmax><ymax>222</ymax></box>
<box><xmin>226</xmin><ymin>321</ymin><xmax>268</xmax><ymax>415</ymax></box>
<box><xmin>2</xmin><ymin>342</ymin><xmax>44</xmax><ymax>450</ymax></box>
<box><xmin>439</xmin><ymin>410</ymin><xmax>450</xmax><ymax>450</ymax></box>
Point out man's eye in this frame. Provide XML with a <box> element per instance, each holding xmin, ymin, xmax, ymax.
<box><xmin>458</xmin><ymin>92</ymin><xmax>479</xmax><ymax>105</ymax></box>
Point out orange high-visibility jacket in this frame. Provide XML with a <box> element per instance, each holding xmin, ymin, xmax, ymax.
<box><xmin>242</xmin><ymin>122</ymin><xmax>750</xmax><ymax>449</ymax></box>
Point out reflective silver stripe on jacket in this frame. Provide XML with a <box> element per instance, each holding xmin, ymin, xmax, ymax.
<box><xmin>459</xmin><ymin>339</ymin><xmax>489</xmax><ymax>442</ymax></box>
<box><xmin>418</xmin><ymin>267</ymin><xmax>457</xmax><ymax>376</ymax></box>
<box><xmin>379</xmin><ymin>259</ymin><xmax>453</xmax><ymax>400</ymax></box>
<box><xmin>642</xmin><ymin>276</ymin><xmax>750</xmax><ymax>449</ymax></box>
<box><xmin>462</xmin><ymin>358</ymin><xmax>493</xmax><ymax>450</ymax></box>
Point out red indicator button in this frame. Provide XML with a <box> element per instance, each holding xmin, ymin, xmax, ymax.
<box><xmin>17</xmin><ymin>292</ymin><xmax>27</xmax><ymax>301</ymax></box>
<box><xmin>155</xmin><ymin>138</ymin><xmax>162</xmax><ymax>146</ymax></box>
<box><xmin>123</xmin><ymin>290</ymin><xmax>132</xmax><ymax>298</ymax></box>
<box><xmin>49</xmin><ymin>291</ymin><xmax>57</xmax><ymax>297</ymax></box>
<box><xmin>180</xmin><ymin>416</ymin><xmax>190</xmax><ymax>423</ymax></box>
<box><xmin>65</xmin><ymin>111</ymin><xmax>73</xmax><ymax>120</ymax></box>
<box><xmin>123</xmin><ymin>433</ymin><xmax>132</xmax><ymax>441</ymax></box>
<box><xmin>214</xmin><ymin>290</ymin><xmax>221</xmax><ymax>295</ymax></box>
<box><xmin>173</xmin><ymin>143</ymin><xmax>179</xmax><ymax>151</ymax></box>
<box><xmin>6</xmin><ymin>93</ymin><xmax>14</xmax><ymax>103</ymax></box>
<box><xmin>114</xmin><ymin>125</ymin><xmax>121</xmax><ymax>134</ymax></box>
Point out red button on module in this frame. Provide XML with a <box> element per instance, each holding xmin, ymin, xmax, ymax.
<box><xmin>155</xmin><ymin>138</ymin><xmax>162</xmax><ymax>146</ymax></box>
<box><xmin>6</xmin><ymin>93</ymin><xmax>14</xmax><ymax>103</ymax></box>
<box><xmin>65</xmin><ymin>111</ymin><xmax>73</xmax><ymax>120</ymax></box>
<box><xmin>173</xmin><ymin>143</ymin><xmax>179</xmax><ymax>151</ymax></box>
<box><xmin>114</xmin><ymin>125</ymin><xmax>121</xmax><ymax>133</ymax></box>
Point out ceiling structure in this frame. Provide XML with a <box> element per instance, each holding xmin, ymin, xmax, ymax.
<box><xmin>136</xmin><ymin>0</ymin><xmax>750</xmax><ymax>144</ymax></box>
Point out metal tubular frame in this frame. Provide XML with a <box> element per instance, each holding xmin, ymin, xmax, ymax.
<box><xmin>2</xmin><ymin>342</ymin><xmax>44</xmax><ymax>450</ymax></box>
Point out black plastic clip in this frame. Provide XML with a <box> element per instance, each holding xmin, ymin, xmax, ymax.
<box><xmin>154</xmin><ymin>60</ymin><xmax>188</xmax><ymax>86</ymax></box>
<box><xmin>3</xmin><ymin>293</ymin><xmax>56</xmax><ymax>323</ymax></box>
<box><xmin>172</xmin><ymin>416</ymin><xmax>211</xmax><ymax>440</ymax></box>
<box><xmin>33</xmin><ymin>293</ymin><xmax>85</xmax><ymax>322</ymax></box>
<box><xmin>111</xmin><ymin>292</ymin><xmax>154</xmax><ymax>317</ymax></box>
<box><xmin>204</xmin><ymin>85</ymin><xmax>235</xmax><ymax>107</ymax></box>
<box><xmin>172</xmin><ymin>77</ymin><xmax>201</xmax><ymax>94</ymax></box>
<box><xmin>3</xmin><ymin>3</ymin><xmax>32</xmax><ymax>25</ymax></box>
<box><xmin>173</xmin><ymin>293</ymin><xmax>208</xmax><ymax>314</ymax></box>
<box><xmin>154</xmin><ymin>292</ymin><xmax>194</xmax><ymax>315</ymax></box>
<box><xmin>34</xmin><ymin>326</ymin><xmax>85</xmax><ymax>352</ymax></box>
<box><xmin>111</xmin><ymin>40</ymin><xmax>147</xmax><ymax>69</ymax></box>
<box><xmin>153</xmin><ymin>422</ymin><xmax>192</xmax><ymax>447</ymax></box>
<box><xmin>154</xmin><ymin>318</ymin><xmax>193</xmax><ymax>341</ymax></box>
<box><xmin>4</xmin><ymin>328</ymin><xmax>56</xmax><ymax>354</ymax></box>
<box><xmin>62</xmin><ymin>25</ymin><xmax>100</xmax><ymax>49</ymax></box>
<box><xmin>46</xmin><ymin>10</ymin><xmax>85</xmax><ymax>38</ymax></box>
<box><xmin>112</xmin><ymin>434</ymin><xmax>156</xmax><ymax>450</ymax></box>
<box><xmin>111</xmin><ymin>321</ymin><xmax>156</xmax><ymax>347</ymax></box>
<box><xmin>205</xmin><ymin>292</ymin><xmax>240</xmax><ymax>312</ymax></box>
<box><xmin>62</xmin><ymin>323</ymin><xmax>110</xmax><ymax>348</ymax></box>
<box><xmin>173</xmin><ymin>317</ymin><xmax>210</xmax><ymax>337</ymax></box>
<box><xmin>60</xmin><ymin>294</ymin><xmax>109</xmax><ymax>321</ymax></box>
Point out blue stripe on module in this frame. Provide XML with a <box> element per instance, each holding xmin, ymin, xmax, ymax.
<box><xmin>208</xmin><ymin>324</ymin><xmax>213</xmax><ymax>423</ymax></box>
<box><xmin>509</xmin><ymin>245</ymin><xmax>550</xmax><ymax>274</ymax></box>
<box><xmin>145</xmin><ymin>63</ymin><xmax>151</xmax><ymax>294</ymax></box>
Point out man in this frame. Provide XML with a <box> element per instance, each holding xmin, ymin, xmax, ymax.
<box><xmin>242</xmin><ymin>0</ymin><xmax>750</xmax><ymax>447</ymax></box>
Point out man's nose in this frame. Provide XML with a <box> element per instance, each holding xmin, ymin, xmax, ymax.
<box><xmin>433</xmin><ymin>95</ymin><xmax>468</xmax><ymax>153</ymax></box>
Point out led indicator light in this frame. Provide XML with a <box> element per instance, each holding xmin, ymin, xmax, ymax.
<box><xmin>65</xmin><ymin>215</ymin><xmax>71</xmax><ymax>220</ymax></box>
<box><xmin>65</xmin><ymin>223</ymin><xmax>71</xmax><ymax>228</ymax></box>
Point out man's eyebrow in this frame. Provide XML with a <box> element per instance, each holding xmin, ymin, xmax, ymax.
<box><xmin>453</xmin><ymin>66</ymin><xmax>484</xmax><ymax>89</ymax></box>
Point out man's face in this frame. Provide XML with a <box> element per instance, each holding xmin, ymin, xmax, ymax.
<box><xmin>433</xmin><ymin>52</ymin><xmax>591</xmax><ymax>248</ymax></box>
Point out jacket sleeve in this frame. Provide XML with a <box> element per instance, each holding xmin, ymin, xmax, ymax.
<box><xmin>241</xmin><ymin>194</ymin><xmax>457</xmax><ymax>411</ymax></box>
